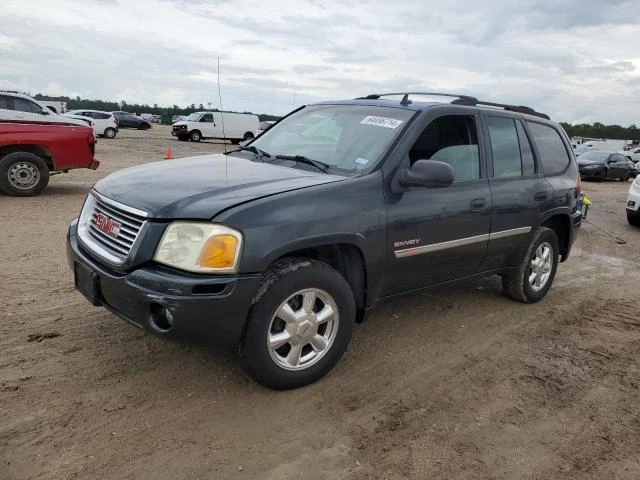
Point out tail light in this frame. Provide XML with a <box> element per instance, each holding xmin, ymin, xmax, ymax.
<box><xmin>113</xmin><ymin>115</ymin><xmax>119</xmax><ymax>126</ymax></box>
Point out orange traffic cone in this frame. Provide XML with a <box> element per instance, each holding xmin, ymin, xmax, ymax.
<box><xmin>165</xmin><ymin>145</ymin><xmax>172</xmax><ymax>160</ymax></box>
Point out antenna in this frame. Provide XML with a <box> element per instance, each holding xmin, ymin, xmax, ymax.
<box><xmin>217</xmin><ymin>57</ymin><xmax>227</xmax><ymax>154</ymax></box>
<box><xmin>291</xmin><ymin>92</ymin><xmax>296</xmax><ymax>111</ymax></box>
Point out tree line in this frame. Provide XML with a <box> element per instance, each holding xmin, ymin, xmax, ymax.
<box><xmin>33</xmin><ymin>94</ymin><xmax>281</xmax><ymax>122</ymax></box>
<box><xmin>559</xmin><ymin>122</ymin><xmax>639</xmax><ymax>140</ymax></box>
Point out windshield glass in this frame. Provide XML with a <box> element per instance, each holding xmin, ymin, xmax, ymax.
<box><xmin>185</xmin><ymin>113</ymin><xmax>202</xmax><ymax>121</ymax></box>
<box><xmin>579</xmin><ymin>151</ymin><xmax>608</xmax><ymax>161</ymax></box>
<box><xmin>249</xmin><ymin>105</ymin><xmax>415</xmax><ymax>172</ymax></box>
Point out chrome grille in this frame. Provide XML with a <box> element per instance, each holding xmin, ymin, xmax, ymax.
<box><xmin>78</xmin><ymin>192</ymin><xmax>148</xmax><ymax>265</ymax></box>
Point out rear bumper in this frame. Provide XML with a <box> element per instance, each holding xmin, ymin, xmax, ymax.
<box><xmin>66</xmin><ymin>219</ymin><xmax>261</xmax><ymax>346</ymax></box>
<box><xmin>564</xmin><ymin>209</ymin><xmax>582</xmax><ymax>261</ymax></box>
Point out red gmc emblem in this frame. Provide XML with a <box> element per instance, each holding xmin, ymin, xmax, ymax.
<box><xmin>94</xmin><ymin>212</ymin><xmax>121</xmax><ymax>238</ymax></box>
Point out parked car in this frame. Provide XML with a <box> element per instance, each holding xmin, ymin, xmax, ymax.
<box><xmin>0</xmin><ymin>121</ymin><xmax>98</xmax><ymax>196</ymax></box>
<box><xmin>577</xmin><ymin>151</ymin><xmax>637</xmax><ymax>180</ymax></box>
<box><xmin>111</xmin><ymin>111</ymin><xmax>151</xmax><ymax>130</ymax></box>
<box><xmin>39</xmin><ymin>100</ymin><xmax>68</xmax><ymax>114</ymax></box>
<box><xmin>65</xmin><ymin>110</ymin><xmax>119</xmax><ymax>138</ymax></box>
<box><xmin>627</xmin><ymin>175</ymin><xmax>640</xmax><ymax>226</ymax></box>
<box><xmin>171</xmin><ymin>111</ymin><xmax>259</xmax><ymax>143</ymax></box>
<box><xmin>67</xmin><ymin>92</ymin><xmax>581</xmax><ymax>389</ymax></box>
<box><xmin>621</xmin><ymin>147</ymin><xmax>640</xmax><ymax>163</ymax></box>
<box><xmin>0</xmin><ymin>91</ymin><xmax>88</xmax><ymax>127</ymax></box>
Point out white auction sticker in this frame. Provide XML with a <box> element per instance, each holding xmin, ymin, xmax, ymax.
<box><xmin>360</xmin><ymin>116</ymin><xmax>403</xmax><ymax>129</ymax></box>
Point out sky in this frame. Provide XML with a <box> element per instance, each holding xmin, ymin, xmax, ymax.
<box><xmin>1</xmin><ymin>0</ymin><xmax>639</xmax><ymax>124</ymax></box>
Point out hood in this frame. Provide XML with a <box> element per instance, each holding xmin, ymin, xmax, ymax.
<box><xmin>94</xmin><ymin>154</ymin><xmax>345</xmax><ymax>219</ymax></box>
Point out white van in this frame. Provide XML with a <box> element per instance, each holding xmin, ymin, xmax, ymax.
<box><xmin>171</xmin><ymin>111</ymin><xmax>259</xmax><ymax>143</ymax></box>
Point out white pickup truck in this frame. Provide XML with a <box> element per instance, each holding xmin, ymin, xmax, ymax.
<box><xmin>171</xmin><ymin>111</ymin><xmax>259</xmax><ymax>143</ymax></box>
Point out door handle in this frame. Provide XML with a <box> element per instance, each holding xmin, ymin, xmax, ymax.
<box><xmin>470</xmin><ymin>198</ymin><xmax>486</xmax><ymax>210</ymax></box>
<box><xmin>534</xmin><ymin>192</ymin><xmax>548</xmax><ymax>201</ymax></box>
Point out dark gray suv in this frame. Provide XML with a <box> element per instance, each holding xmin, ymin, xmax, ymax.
<box><xmin>67</xmin><ymin>92</ymin><xmax>582</xmax><ymax>389</ymax></box>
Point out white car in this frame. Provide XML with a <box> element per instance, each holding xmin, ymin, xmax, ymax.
<box><xmin>171</xmin><ymin>111</ymin><xmax>259</xmax><ymax>143</ymax></box>
<box><xmin>627</xmin><ymin>175</ymin><xmax>640</xmax><ymax>227</ymax></box>
<box><xmin>65</xmin><ymin>110</ymin><xmax>119</xmax><ymax>138</ymax></box>
<box><xmin>0</xmin><ymin>90</ymin><xmax>88</xmax><ymax>127</ymax></box>
<box><xmin>239</xmin><ymin>121</ymin><xmax>276</xmax><ymax>146</ymax></box>
<box><xmin>621</xmin><ymin>147</ymin><xmax>640</xmax><ymax>163</ymax></box>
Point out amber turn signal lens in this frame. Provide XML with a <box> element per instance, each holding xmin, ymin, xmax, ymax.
<box><xmin>199</xmin><ymin>235</ymin><xmax>238</xmax><ymax>268</ymax></box>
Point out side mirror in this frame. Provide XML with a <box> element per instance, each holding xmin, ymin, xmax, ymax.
<box><xmin>40</xmin><ymin>109</ymin><xmax>50</xmax><ymax>115</ymax></box>
<box><xmin>396</xmin><ymin>160</ymin><xmax>455</xmax><ymax>188</ymax></box>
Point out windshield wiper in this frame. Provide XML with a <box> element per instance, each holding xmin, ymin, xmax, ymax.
<box><xmin>274</xmin><ymin>155</ymin><xmax>330</xmax><ymax>173</ymax></box>
<box><xmin>237</xmin><ymin>145</ymin><xmax>271</xmax><ymax>159</ymax></box>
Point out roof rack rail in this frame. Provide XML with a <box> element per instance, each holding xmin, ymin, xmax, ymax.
<box><xmin>356</xmin><ymin>92</ymin><xmax>549</xmax><ymax>120</ymax></box>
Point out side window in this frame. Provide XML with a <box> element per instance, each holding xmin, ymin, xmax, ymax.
<box><xmin>97</xmin><ymin>112</ymin><xmax>110</xmax><ymax>119</ymax></box>
<box><xmin>200</xmin><ymin>114</ymin><xmax>213</xmax><ymax>123</ymax></box>
<box><xmin>516</xmin><ymin>120</ymin><xmax>535</xmax><ymax>175</ymax></box>
<box><xmin>13</xmin><ymin>98</ymin><xmax>43</xmax><ymax>114</ymax></box>
<box><xmin>409</xmin><ymin>115</ymin><xmax>480</xmax><ymax>182</ymax></box>
<box><xmin>0</xmin><ymin>95</ymin><xmax>10</xmax><ymax>109</ymax></box>
<box><xmin>487</xmin><ymin>116</ymin><xmax>523</xmax><ymax>178</ymax></box>
<box><xmin>527</xmin><ymin>122</ymin><xmax>571</xmax><ymax>176</ymax></box>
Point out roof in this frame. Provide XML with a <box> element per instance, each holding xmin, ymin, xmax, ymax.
<box><xmin>312</xmin><ymin>92</ymin><xmax>550</xmax><ymax>120</ymax></box>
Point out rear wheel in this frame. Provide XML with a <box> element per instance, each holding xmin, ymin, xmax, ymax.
<box><xmin>190</xmin><ymin>130</ymin><xmax>202</xmax><ymax>142</ymax></box>
<box><xmin>240</xmin><ymin>258</ymin><xmax>356</xmax><ymax>390</ymax></box>
<box><xmin>243</xmin><ymin>132</ymin><xmax>254</xmax><ymax>141</ymax></box>
<box><xmin>104</xmin><ymin>127</ymin><xmax>117</xmax><ymax>139</ymax></box>
<box><xmin>0</xmin><ymin>152</ymin><xmax>50</xmax><ymax>197</ymax></box>
<box><xmin>502</xmin><ymin>227</ymin><xmax>559</xmax><ymax>303</ymax></box>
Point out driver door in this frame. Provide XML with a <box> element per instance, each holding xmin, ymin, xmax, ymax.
<box><xmin>382</xmin><ymin>112</ymin><xmax>492</xmax><ymax>296</ymax></box>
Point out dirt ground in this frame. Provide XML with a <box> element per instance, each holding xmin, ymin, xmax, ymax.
<box><xmin>1</xmin><ymin>126</ymin><xmax>639</xmax><ymax>480</ymax></box>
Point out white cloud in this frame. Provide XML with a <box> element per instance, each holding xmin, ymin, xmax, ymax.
<box><xmin>1</xmin><ymin>0</ymin><xmax>639</xmax><ymax>124</ymax></box>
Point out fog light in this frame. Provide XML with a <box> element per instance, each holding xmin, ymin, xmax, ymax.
<box><xmin>164</xmin><ymin>308</ymin><xmax>174</xmax><ymax>326</ymax></box>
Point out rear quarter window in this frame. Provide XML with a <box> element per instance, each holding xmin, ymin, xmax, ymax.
<box><xmin>527</xmin><ymin>122</ymin><xmax>571</xmax><ymax>176</ymax></box>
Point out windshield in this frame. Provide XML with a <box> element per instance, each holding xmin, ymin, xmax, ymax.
<box><xmin>249</xmin><ymin>104</ymin><xmax>415</xmax><ymax>172</ymax></box>
<box><xmin>184</xmin><ymin>112</ymin><xmax>202</xmax><ymax>121</ymax></box>
<box><xmin>579</xmin><ymin>151</ymin><xmax>608</xmax><ymax>161</ymax></box>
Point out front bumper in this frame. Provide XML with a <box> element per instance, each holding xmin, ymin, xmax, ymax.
<box><xmin>67</xmin><ymin>219</ymin><xmax>261</xmax><ymax>346</ymax></box>
<box><xmin>171</xmin><ymin>129</ymin><xmax>187</xmax><ymax>136</ymax></box>
<box><xmin>578</xmin><ymin>165</ymin><xmax>605</xmax><ymax>178</ymax></box>
<box><xmin>627</xmin><ymin>177</ymin><xmax>640</xmax><ymax>214</ymax></box>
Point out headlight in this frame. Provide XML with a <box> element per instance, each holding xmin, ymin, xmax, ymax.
<box><xmin>154</xmin><ymin>222</ymin><xmax>242</xmax><ymax>273</ymax></box>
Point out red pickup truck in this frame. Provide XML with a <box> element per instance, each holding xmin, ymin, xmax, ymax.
<box><xmin>0</xmin><ymin>121</ymin><xmax>99</xmax><ymax>196</ymax></box>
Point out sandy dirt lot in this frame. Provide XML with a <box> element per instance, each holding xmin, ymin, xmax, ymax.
<box><xmin>2</xmin><ymin>126</ymin><xmax>639</xmax><ymax>479</ymax></box>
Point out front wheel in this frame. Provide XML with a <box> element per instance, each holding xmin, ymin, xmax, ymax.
<box><xmin>0</xmin><ymin>152</ymin><xmax>50</xmax><ymax>196</ymax></box>
<box><xmin>502</xmin><ymin>227</ymin><xmax>559</xmax><ymax>303</ymax></box>
<box><xmin>240</xmin><ymin>258</ymin><xmax>356</xmax><ymax>390</ymax></box>
<box><xmin>190</xmin><ymin>130</ymin><xmax>202</xmax><ymax>142</ymax></box>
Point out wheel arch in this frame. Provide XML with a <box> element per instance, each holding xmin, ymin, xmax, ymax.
<box><xmin>0</xmin><ymin>144</ymin><xmax>54</xmax><ymax>169</ymax></box>
<box><xmin>263</xmin><ymin>240</ymin><xmax>368</xmax><ymax>322</ymax></box>
<box><xmin>541</xmin><ymin>213</ymin><xmax>571</xmax><ymax>261</ymax></box>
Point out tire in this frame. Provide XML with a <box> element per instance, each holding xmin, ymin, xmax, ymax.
<box><xmin>0</xmin><ymin>152</ymin><xmax>50</xmax><ymax>197</ymax></box>
<box><xmin>243</xmin><ymin>132</ymin><xmax>254</xmax><ymax>141</ymax></box>
<box><xmin>190</xmin><ymin>130</ymin><xmax>202</xmax><ymax>142</ymax></box>
<box><xmin>502</xmin><ymin>227</ymin><xmax>559</xmax><ymax>303</ymax></box>
<box><xmin>240</xmin><ymin>258</ymin><xmax>356</xmax><ymax>390</ymax></box>
<box><xmin>104</xmin><ymin>127</ymin><xmax>117</xmax><ymax>139</ymax></box>
<box><xmin>628</xmin><ymin>212</ymin><xmax>640</xmax><ymax>227</ymax></box>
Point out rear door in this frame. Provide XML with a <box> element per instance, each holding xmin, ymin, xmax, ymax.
<box><xmin>480</xmin><ymin>114</ymin><xmax>553</xmax><ymax>269</ymax></box>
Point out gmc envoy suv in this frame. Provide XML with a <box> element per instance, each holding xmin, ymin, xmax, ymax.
<box><xmin>67</xmin><ymin>92</ymin><xmax>582</xmax><ymax>390</ymax></box>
